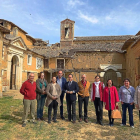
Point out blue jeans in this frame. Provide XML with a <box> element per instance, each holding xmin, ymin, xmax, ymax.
<box><xmin>37</xmin><ymin>95</ymin><xmax>46</xmax><ymax>119</ymax></box>
<box><xmin>122</xmin><ymin>103</ymin><xmax>134</xmax><ymax>126</ymax></box>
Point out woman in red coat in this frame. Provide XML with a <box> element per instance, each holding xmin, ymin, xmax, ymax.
<box><xmin>103</xmin><ymin>79</ymin><xmax>119</xmax><ymax>126</ymax></box>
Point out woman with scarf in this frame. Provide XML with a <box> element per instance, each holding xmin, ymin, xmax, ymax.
<box><xmin>36</xmin><ymin>72</ymin><xmax>48</xmax><ymax>121</ymax></box>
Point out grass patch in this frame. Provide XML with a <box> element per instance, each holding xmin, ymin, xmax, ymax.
<box><xmin>0</xmin><ymin>96</ymin><xmax>140</xmax><ymax>140</ymax></box>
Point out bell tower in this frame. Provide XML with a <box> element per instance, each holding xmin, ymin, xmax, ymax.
<box><xmin>60</xmin><ymin>19</ymin><xmax>75</xmax><ymax>48</ymax></box>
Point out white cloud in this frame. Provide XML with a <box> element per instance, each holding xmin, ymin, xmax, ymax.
<box><xmin>78</xmin><ymin>10</ymin><xmax>98</xmax><ymax>24</ymax></box>
<box><xmin>67</xmin><ymin>0</ymin><xmax>85</xmax><ymax>8</ymax></box>
<box><xmin>103</xmin><ymin>7</ymin><xmax>140</xmax><ymax>29</ymax></box>
<box><xmin>105</xmin><ymin>16</ymin><xmax>112</xmax><ymax>20</ymax></box>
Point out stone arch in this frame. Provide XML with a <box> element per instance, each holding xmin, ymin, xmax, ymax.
<box><xmin>100</xmin><ymin>65</ymin><xmax>122</xmax><ymax>87</ymax></box>
<box><xmin>10</xmin><ymin>55</ymin><xmax>19</xmax><ymax>89</ymax></box>
<box><xmin>103</xmin><ymin>69</ymin><xmax>118</xmax><ymax>86</ymax></box>
<box><xmin>100</xmin><ymin>65</ymin><xmax>121</xmax><ymax>78</ymax></box>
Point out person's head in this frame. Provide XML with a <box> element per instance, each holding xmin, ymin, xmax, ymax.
<box><xmin>58</xmin><ymin>70</ymin><xmax>63</xmax><ymax>78</ymax></box>
<box><xmin>68</xmin><ymin>74</ymin><xmax>73</xmax><ymax>82</ymax></box>
<box><xmin>81</xmin><ymin>74</ymin><xmax>86</xmax><ymax>82</ymax></box>
<box><xmin>95</xmin><ymin>75</ymin><xmax>100</xmax><ymax>82</ymax></box>
<box><xmin>123</xmin><ymin>78</ymin><xmax>130</xmax><ymax>87</ymax></box>
<box><xmin>106</xmin><ymin>79</ymin><xmax>113</xmax><ymax>87</ymax></box>
<box><xmin>52</xmin><ymin>77</ymin><xmax>56</xmax><ymax>83</ymax></box>
<box><xmin>29</xmin><ymin>73</ymin><xmax>34</xmax><ymax>82</ymax></box>
<box><xmin>40</xmin><ymin>72</ymin><xmax>44</xmax><ymax>79</ymax></box>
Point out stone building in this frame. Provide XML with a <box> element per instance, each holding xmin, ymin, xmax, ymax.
<box><xmin>122</xmin><ymin>31</ymin><xmax>140</xmax><ymax>87</ymax></box>
<box><xmin>31</xmin><ymin>19</ymin><xmax>134</xmax><ymax>87</ymax></box>
<box><xmin>0</xmin><ymin>19</ymin><xmax>45</xmax><ymax>94</ymax></box>
<box><xmin>0</xmin><ymin>18</ymin><xmax>139</xmax><ymax>97</ymax></box>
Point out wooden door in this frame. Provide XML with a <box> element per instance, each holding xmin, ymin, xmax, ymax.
<box><xmin>104</xmin><ymin>69</ymin><xmax>117</xmax><ymax>86</ymax></box>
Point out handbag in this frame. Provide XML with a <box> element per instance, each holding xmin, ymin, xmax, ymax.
<box><xmin>111</xmin><ymin>106</ymin><xmax>122</xmax><ymax>119</ymax></box>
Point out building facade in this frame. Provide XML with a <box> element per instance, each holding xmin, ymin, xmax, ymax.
<box><xmin>122</xmin><ymin>33</ymin><xmax>140</xmax><ymax>87</ymax></box>
<box><xmin>0</xmin><ymin>18</ymin><xmax>139</xmax><ymax>96</ymax></box>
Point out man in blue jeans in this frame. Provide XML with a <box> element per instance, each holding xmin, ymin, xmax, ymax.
<box><xmin>119</xmin><ymin>78</ymin><xmax>135</xmax><ymax>128</ymax></box>
<box><xmin>56</xmin><ymin>70</ymin><xmax>67</xmax><ymax>120</ymax></box>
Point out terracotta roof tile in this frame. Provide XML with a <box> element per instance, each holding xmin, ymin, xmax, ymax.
<box><xmin>74</xmin><ymin>35</ymin><xmax>134</xmax><ymax>41</ymax></box>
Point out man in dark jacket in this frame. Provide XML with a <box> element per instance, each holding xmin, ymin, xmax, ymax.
<box><xmin>64</xmin><ymin>74</ymin><xmax>79</xmax><ymax>123</ymax></box>
<box><xmin>56</xmin><ymin>70</ymin><xmax>67</xmax><ymax>120</ymax></box>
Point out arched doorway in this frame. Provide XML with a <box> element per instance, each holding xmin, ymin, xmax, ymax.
<box><xmin>10</xmin><ymin>55</ymin><xmax>19</xmax><ymax>89</ymax></box>
<box><xmin>104</xmin><ymin>69</ymin><xmax>117</xmax><ymax>86</ymax></box>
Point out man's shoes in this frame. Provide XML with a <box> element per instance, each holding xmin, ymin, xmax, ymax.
<box><xmin>84</xmin><ymin>119</ymin><xmax>88</xmax><ymax>123</ymax></box>
<box><xmin>61</xmin><ymin>116</ymin><xmax>65</xmax><ymax>120</ymax></box>
<box><xmin>130</xmin><ymin>126</ymin><xmax>134</xmax><ymax>128</ymax></box>
<box><xmin>53</xmin><ymin>120</ymin><xmax>58</xmax><ymax>123</ymax></box>
<box><xmin>99</xmin><ymin>122</ymin><xmax>104</xmax><ymax>126</ymax></box>
<box><xmin>32</xmin><ymin>121</ymin><xmax>37</xmax><ymax>124</ymax></box>
<box><xmin>48</xmin><ymin>121</ymin><xmax>51</xmax><ymax>124</ymax></box>
<box><xmin>120</xmin><ymin>124</ymin><xmax>125</xmax><ymax>126</ymax></box>
<box><xmin>72</xmin><ymin>121</ymin><xmax>76</xmax><ymax>124</ymax></box>
<box><xmin>22</xmin><ymin>123</ymin><xmax>26</xmax><ymax>127</ymax></box>
<box><xmin>37</xmin><ymin>118</ymin><xmax>40</xmax><ymax>121</ymax></box>
<box><xmin>79</xmin><ymin>118</ymin><xmax>82</xmax><ymax>122</ymax></box>
<box><xmin>40</xmin><ymin>117</ymin><xmax>45</xmax><ymax>121</ymax></box>
<box><xmin>95</xmin><ymin>121</ymin><xmax>99</xmax><ymax>124</ymax></box>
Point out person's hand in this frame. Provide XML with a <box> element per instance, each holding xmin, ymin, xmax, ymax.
<box><xmin>130</xmin><ymin>102</ymin><xmax>134</xmax><ymax>105</ymax></box>
<box><xmin>135</xmin><ymin>104</ymin><xmax>139</xmax><ymax>109</ymax></box>
<box><xmin>104</xmin><ymin>102</ymin><xmax>106</xmax><ymax>106</ymax></box>
<box><xmin>70</xmin><ymin>91</ymin><xmax>73</xmax><ymax>94</ymax></box>
<box><xmin>42</xmin><ymin>91</ymin><xmax>45</xmax><ymax>95</ymax></box>
<box><xmin>52</xmin><ymin>96</ymin><xmax>56</xmax><ymax>100</ymax></box>
<box><xmin>121</xmin><ymin>101</ymin><xmax>123</xmax><ymax>104</ymax></box>
<box><xmin>116</xmin><ymin>103</ymin><xmax>118</xmax><ymax>106</ymax></box>
<box><xmin>91</xmin><ymin>99</ymin><xmax>93</xmax><ymax>102</ymax></box>
<box><xmin>66</xmin><ymin>91</ymin><xmax>70</xmax><ymax>94</ymax></box>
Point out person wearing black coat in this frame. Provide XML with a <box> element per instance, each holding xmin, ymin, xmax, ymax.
<box><xmin>64</xmin><ymin>74</ymin><xmax>79</xmax><ymax>123</ymax></box>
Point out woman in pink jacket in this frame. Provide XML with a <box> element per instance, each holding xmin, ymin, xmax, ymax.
<box><xmin>103</xmin><ymin>79</ymin><xmax>120</xmax><ymax>126</ymax></box>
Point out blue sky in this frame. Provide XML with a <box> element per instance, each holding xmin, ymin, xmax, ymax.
<box><xmin>0</xmin><ymin>0</ymin><xmax>140</xmax><ymax>44</ymax></box>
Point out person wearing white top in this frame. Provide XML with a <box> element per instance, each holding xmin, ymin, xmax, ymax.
<box><xmin>91</xmin><ymin>75</ymin><xmax>105</xmax><ymax>125</ymax></box>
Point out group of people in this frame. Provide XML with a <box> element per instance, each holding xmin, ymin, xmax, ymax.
<box><xmin>20</xmin><ymin>70</ymin><xmax>140</xmax><ymax>128</ymax></box>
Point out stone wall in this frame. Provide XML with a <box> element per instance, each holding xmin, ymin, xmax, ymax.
<box><xmin>125</xmin><ymin>42</ymin><xmax>140</xmax><ymax>87</ymax></box>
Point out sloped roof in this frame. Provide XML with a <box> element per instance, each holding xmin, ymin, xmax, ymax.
<box><xmin>74</xmin><ymin>35</ymin><xmax>134</xmax><ymax>41</ymax></box>
<box><xmin>0</xmin><ymin>25</ymin><xmax>10</xmax><ymax>33</ymax></box>
<box><xmin>61</xmin><ymin>18</ymin><xmax>75</xmax><ymax>23</ymax></box>
<box><xmin>26</xmin><ymin>34</ymin><xmax>36</xmax><ymax>43</ymax></box>
<box><xmin>121</xmin><ymin>35</ymin><xmax>140</xmax><ymax>50</ymax></box>
<box><xmin>0</xmin><ymin>19</ymin><xmax>27</xmax><ymax>34</ymax></box>
<box><xmin>30</xmin><ymin>41</ymin><xmax>125</xmax><ymax>58</ymax></box>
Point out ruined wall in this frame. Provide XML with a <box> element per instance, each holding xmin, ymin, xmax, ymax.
<box><xmin>65</xmin><ymin>52</ymin><xmax>126</xmax><ymax>85</ymax></box>
<box><xmin>0</xmin><ymin>32</ymin><xmax>3</xmax><ymax>96</ymax></box>
<box><xmin>126</xmin><ymin>42</ymin><xmax>140</xmax><ymax>87</ymax></box>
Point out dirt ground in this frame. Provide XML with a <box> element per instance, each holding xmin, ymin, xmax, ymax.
<box><xmin>0</xmin><ymin>92</ymin><xmax>140</xmax><ymax>140</ymax></box>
